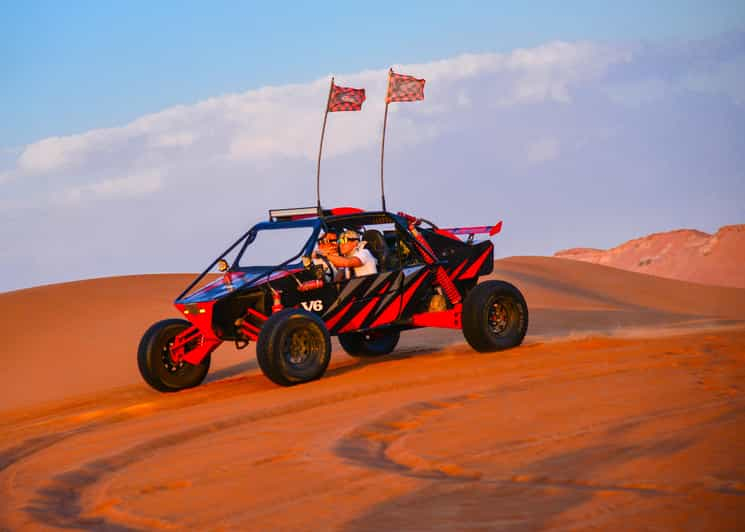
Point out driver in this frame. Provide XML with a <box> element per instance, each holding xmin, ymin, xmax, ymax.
<box><xmin>312</xmin><ymin>231</ymin><xmax>339</xmax><ymax>279</ymax></box>
<box><xmin>320</xmin><ymin>229</ymin><xmax>377</xmax><ymax>278</ymax></box>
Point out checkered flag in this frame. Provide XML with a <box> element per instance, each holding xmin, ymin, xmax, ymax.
<box><xmin>386</xmin><ymin>71</ymin><xmax>425</xmax><ymax>103</ymax></box>
<box><xmin>328</xmin><ymin>83</ymin><xmax>366</xmax><ymax>112</ymax></box>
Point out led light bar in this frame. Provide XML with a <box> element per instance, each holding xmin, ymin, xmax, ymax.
<box><xmin>268</xmin><ymin>207</ymin><xmax>320</xmax><ymax>221</ymax></box>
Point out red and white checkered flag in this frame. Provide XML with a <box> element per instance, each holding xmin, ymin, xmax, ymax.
<box><xmin>386</xmin><ymin>71</ymin><xmax>425</xmax><ymax>103</ymax></box>
<box><xmin>328</xmin><ymin>83</ymin><xmax>366</xmax><ymax>112</ymax></box>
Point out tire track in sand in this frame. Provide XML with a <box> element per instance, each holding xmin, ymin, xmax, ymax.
<box><xmin>17</xmin><ymin>374</ymin><xmax>497</xmax><ymax>530</ymax></box>
<box><xmin>11</xmin><ymin>335</ymin><xmax>737</xmax><ymax>529</ymax></box>
<box><xmin>335</xmin><ymin>391</ymin><xmax>745</xmax><ymax>496</ymax></box>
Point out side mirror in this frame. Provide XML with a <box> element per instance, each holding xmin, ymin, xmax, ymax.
<box><xmin>217</xmin><ymin>259</ymin><xmax>229</xmax><ymax>272</ymax></box>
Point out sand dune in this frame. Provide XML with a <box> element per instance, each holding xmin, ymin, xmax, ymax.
<box><xmin>555</xmin><ymin>224</ymin><xmax>745</xmax><ymax>288</ymax></box>
<box><xmin>2</xmin><ymin>257</ymin><xmax>744</xmax><ymax>530</ymax></box>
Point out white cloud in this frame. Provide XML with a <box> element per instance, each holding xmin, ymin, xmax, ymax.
<box><xmin>526</xmin><ymin>137</ymin><xmax>560</xmax><ymax>164</ymax></box>
<box><xmin>61</xmin><ymin>170</ymin><xmax>163</xmax><ymax>204</ymax></box>
<box><xmin>150</xmin><ymin>131</ymin><xmax>196</xmax><ymax>148</ymax></box>
<box><xmin>18</xmin><ymin>134</ymin><xmax>89</xmax><ymax>174</ymax></box>
<box><xmin>6</xmin><ymin>40</ymin><xmax>629</xmax><ymax>197</ymax></box>
<box><xmin>2</xmin><ymin>35</ymin><xmax>742</xmax><ymax>214</ymax></box>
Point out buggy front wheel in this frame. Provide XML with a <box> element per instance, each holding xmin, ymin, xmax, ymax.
<box><xmin>137</xmin><ymin>318</ymin><xmax>212</xmax><ymax>392</ymax></box>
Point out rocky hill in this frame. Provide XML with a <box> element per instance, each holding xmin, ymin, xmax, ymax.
<box><xmin>555</xmin><ymin>224</ymin><xmax>745</xmax><ymax>288</ymax></box>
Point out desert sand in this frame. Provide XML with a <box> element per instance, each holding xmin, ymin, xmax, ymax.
<box><xmin>2</xmin><ymin>256</ymin><xmax>744</xmax><ymax>530</ymax></box>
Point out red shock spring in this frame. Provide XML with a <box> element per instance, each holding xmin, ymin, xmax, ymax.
<box><xmin>436</xmin><ymin>266</ymin><xmax>461</xmax><ymax>305</ymax></box>
<box><xmin>409</xmin><ymin>222</ymin><xmax>462</xmax><ymax>305</ymax></box>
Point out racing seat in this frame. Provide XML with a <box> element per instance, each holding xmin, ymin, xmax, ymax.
<box><xmin>363</xmin><ymin>229</ymin><xmax>390</xmax><ymax>271</ymax></box>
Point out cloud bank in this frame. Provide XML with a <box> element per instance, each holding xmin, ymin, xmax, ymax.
<box><xmin>1</xmin><ymin>34</ymin><xmax>744</xmax><ymax>291</ymax></box>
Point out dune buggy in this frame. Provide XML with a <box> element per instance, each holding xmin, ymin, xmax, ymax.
<box><xmin>137</xmin><ymin>206</ymin><xmax>528</xmax><ymax>390</ymax></box>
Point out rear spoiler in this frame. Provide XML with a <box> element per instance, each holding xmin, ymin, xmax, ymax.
<box><xmin>396</xmin><ymin>211</ymin><xmax>503</xmax><ymax>241</ymax></box>
<box><xmin>437</xmin><ymin>221</ymin><xmax>502</xmax><ymax>240</ymax></box>
<box><xmin>441</xmin><ymin>221</ymin><xmax>502</xmax><ymax>236</ymax></box>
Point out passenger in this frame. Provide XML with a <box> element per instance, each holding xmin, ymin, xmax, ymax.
<box><xmin>320</xmin><ymin>229</ymin><xmax>377</xmax><ymax>278</ymax></box>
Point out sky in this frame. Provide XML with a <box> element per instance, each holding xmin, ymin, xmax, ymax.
<box><xmin>1</xmin><ymin>1</ymin><xmax>745</xmax><ymax>292</ymax></box>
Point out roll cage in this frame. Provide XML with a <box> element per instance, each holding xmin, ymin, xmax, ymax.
<box><xmin>175</xmin><ymin>208</ymin><xmax>476</xmax><ymax>304</ymax></box>
<box><xmin>175</xmin><ymin>210</ymin><xmax>421</xmax><ymax>302</ymax></box>
<box><xmin>176</xmin><ymin>218</ymin><xmax>324</xmax><ymax>302</ymax></box>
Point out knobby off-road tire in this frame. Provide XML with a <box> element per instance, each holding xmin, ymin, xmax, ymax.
<box><xmin>338</xmin><ymin>330</ymin><xmax>400</xmax><ymax>357</ymax></box>
<box><xmin>256</xmin><ymin>309</ymin><xmax>331</xmax><ymax>386</ymax></box>
<box><xmin>462</xmin><ymin>281</ymin><xmax>528</xmax><ymax>352</ymax></box>
<box><xmin>137</xmin><ymin>318</ymin><xmax>212</xmax><ymax>392</ymax></box>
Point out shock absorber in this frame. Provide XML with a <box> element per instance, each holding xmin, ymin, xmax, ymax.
<box><xmin>435</xmin><ymin>266</ymin><xmax>462</xmax><ymax>305</ymax></box>
<box><xmin>409</xmin><ymin>223</ymin><xmax>461</xmax><ymax>306</ymax></box>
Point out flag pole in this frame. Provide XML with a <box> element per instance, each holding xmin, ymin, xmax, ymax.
<box><xmin>380</xmin><ymin>68</ymin><xmax>392</xmax><ymax>212</ymax></box>
<box><xmin>316</xmin><ymin>77</ymin><xmax>334</xmax><ymax>214</ymax></box>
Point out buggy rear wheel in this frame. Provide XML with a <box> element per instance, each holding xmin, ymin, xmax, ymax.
<box><xmin>462</xmin><ymin>281</ymin><xmax>528</xmax><ymax>352</ymax></box>
<box><xmin>256</xmin><ymin>309</ymin><xmax>331</xmax><ymax>386</ymax></box>
<box><xmin>338</xmin><ymin>329</ymin><xmax>400</xmax><ymax>357</ymax></box>
<box><xmin>137</xmin><ymin>318</ymin><xmax>212</xmax><ymax>392</ymax></box>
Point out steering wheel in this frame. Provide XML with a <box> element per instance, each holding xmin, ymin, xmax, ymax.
<box><xmin>314</xmin><ymin>253</ymin><xmax>335</xmax><ymax>282</ymax></box>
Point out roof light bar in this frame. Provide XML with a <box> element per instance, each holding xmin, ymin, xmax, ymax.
<box><xmin>268</xmin><ymin>207</ymin><xmax>320</xmax><ymax>221</ymax></box>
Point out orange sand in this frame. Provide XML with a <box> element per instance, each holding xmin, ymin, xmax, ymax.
<box><xmin>1</xmin><ymin>257</ymin><xmax>744</xmax><ymax>530</ymax></box>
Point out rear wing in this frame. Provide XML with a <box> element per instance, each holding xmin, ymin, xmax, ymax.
<box><xmin>396</xmin><ymin>211</ymin><xmax>503</xmax><ymax>241</ymax></box>
<box><xmin>437</xmin><ymin>221</ymin><xmax>502</xmax><ymax>241</ymax></box>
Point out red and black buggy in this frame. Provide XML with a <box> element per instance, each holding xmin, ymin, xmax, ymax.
<box><xmin>137</xmin><ymin>206</ymin><xmax>529</xmax><ymax>390</ymax></box>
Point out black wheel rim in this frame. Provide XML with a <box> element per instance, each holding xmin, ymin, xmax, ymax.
<box><xmin>282</xmin><ymin>326</ymin><xmax>324</xmax><ymax>369</ymax></box>
<box><xmin>487</xmin><ymin>297</ymin><xmax>513</xmax><ymax>336</ymax></box>
<box><xmin>160</xmin><ymin>334</ymin><xmax>199</xmax><ymax>376</ymax></box>
<box><xmin>161</xmin><ymin>339</ymin><xmax>184</xmax><ymax>373</ymax></box>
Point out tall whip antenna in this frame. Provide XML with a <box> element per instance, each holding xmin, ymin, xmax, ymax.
<box><xmin>380</xmin><ymin>68</ymin><xmax>425</xmax><ymax>211</ymax></box>
<box><xmin>379</xmin><ymin>68</ymin><xmax>392</xmax><ymax>212</ymax></box>
<box><xmin>316</xmin><ymin>77</ymin><xmax>335</xmax><ymax>215</ymax></box>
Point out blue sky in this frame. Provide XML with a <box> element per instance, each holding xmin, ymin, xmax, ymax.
<box><xmin>3</xmin><ymin>1</ymin><xmax>744</xmax><ymax>146</ymax></box>
<box><xmin>1</xmin><ymin>2</ymin><xmax>744</xmax><ymax>292</ymax></box>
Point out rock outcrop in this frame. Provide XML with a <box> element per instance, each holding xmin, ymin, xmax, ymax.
<box><xmin>555</xmin><ymin>225</ymin><xmax>745</xmax><ymax>288</ymax></box>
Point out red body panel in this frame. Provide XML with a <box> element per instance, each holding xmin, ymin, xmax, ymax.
<box><xmin>411</xmin><ymin>304</ymin><xmax>463</xmax><ymax>329</ymax></box>
<box><xmin>173</xmin><ymin>301</ymin><xmax>223</xmax><ymax>364</ymax></box>
<box><xmin>175</xmin><ymin>301</ymin><xmax>219</xmax><ymax>340</ymax></box>
<box><xmin>458</xmin><ymin>246</ymin><xmax>492</xmax><ymax>280</ymax></box>
<box><xmin>338</xmin><ymin>297</ymin><xmax>382</xmax><ymax>333</ymax></box>
<box><xmin>329</xmin><ymin>206</ymin><xmax>365</xmax><ymax>216</ymax></box>
<box><xmin>324</xmin><ymin>300</ymin><xmax>355</xmax><ymax>330</ymax></box>
<box><xmin>368</xmin><ymin>296</ymin><xmax>402</xmax><ymax>328</ymax></box>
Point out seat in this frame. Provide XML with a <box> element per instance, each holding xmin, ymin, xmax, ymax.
<box><xmin>363</xmin><ymin>229</ymin><xmax>390</xmax><ymax>271</ymax></box>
